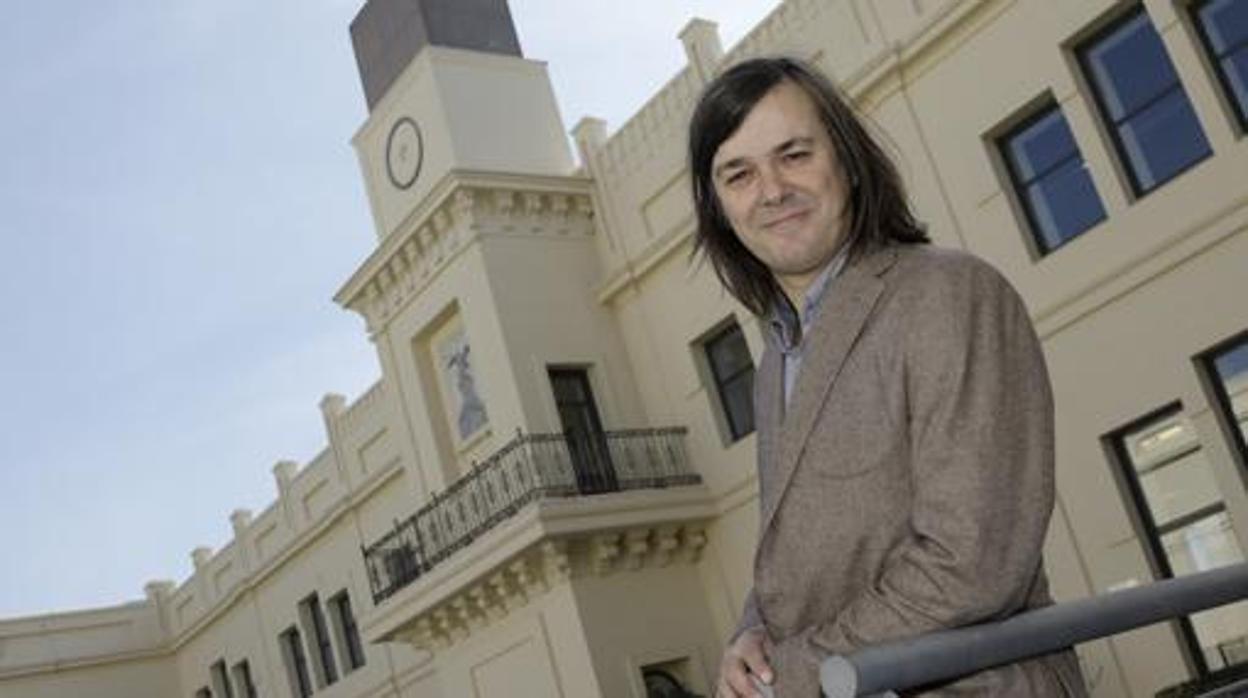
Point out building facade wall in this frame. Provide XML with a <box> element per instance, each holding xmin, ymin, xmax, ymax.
<box><xmin>4</xmin><ymin>1</ymin><xmax>1247</xmax><ymax>696</ymax></box>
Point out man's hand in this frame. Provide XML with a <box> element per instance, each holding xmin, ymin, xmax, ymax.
<box><xmin>716</xmin><ymin>625</ymin><xmax>774</xmax><ymax>697</ymax></box>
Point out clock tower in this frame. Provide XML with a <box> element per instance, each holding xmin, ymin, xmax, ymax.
<box><xmin>348</xmin><ymin>0</ymin><xmax>575</xmax><ymax>241</ymax></box>
<box><xmin>338</xmin><ymin>0</ymin><xmax>639</xmax><ymax>499</ymax></box>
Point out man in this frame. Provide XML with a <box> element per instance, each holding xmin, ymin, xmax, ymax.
<box><xmin>689</xmin><ymin>58</ymin><xmax>1086</xmax><ymax>697</ymax></box>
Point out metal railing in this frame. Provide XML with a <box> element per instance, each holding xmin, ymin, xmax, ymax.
<box><xmin>818</xmin><ymin>562</ymin><xmax>1248</xmax><ymax>697</ymax></box>
<box><xmin>362</xmin><ymin>427</ymin><xmax>699</xmax><ymax>604</ymax></box>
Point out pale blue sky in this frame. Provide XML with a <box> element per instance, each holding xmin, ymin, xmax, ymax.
<box><xmin>0</xmin><ymin>1</ymin><xmax>776</xmax><ymax>619</ymax></box>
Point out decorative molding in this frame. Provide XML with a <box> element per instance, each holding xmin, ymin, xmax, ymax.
<box><xmin>391</xmin><ymin>522</ymin><xmax>710</xmax><ymax>653</ymax></box>
<box><xmin>335</xmin><ymin>171</ymin><xmax>597</xmax><ymax>335</ymax></box>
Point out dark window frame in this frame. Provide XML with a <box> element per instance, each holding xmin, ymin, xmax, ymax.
<box><xmin>1197</xmin><ymin>328</ymin><xmax>1248</xmax><ymax>481</ymax></box>
<box><xmin>231</xmin><ymin>660</ymin><xmax>258</xmax><ymax>698</ymax></box>
<box><xmin>1190</xmin><ymin>0</ymin><xmax>1248</xmax><ymax>133</ymax></box>
<box><xmin>210</xmin><ymin>659</ymin><xmax>234</xmax><ymax>698</ymax></box>
<box><xmin>280</xmin><ymin>626</ymin><xmax>314</xmax><ymax>698</ymax></box>
<box><xmin>548</xmin><ymin>366</ymin><xmax>618</xmax><ymax>494</ymax></box>
<box><xmin>997</xmin><ymin>99</ymin><xmax>1108</xmax><ymax>256</ymax></box>
<box><xmin>300</xmin><ymin>593</ymin><xmax>338</xmax><ymax>687</ymax></box>
<box><xmin>1103</xmin><ymin>402</ymin><xmax>1219</xmax><ymax>677</ymax></box>
<box><xmin>1077</xmin><ymin>4</ymin><xmax>1213</xmax><ymax>197</ymax></box>
<box><xmin>703</xmin><ymin>320</ymin><xmax>756</xmax><ymax>442</ymax></box>
<box><xmin>330</xmin><ymin>591</ymin><xmax>367</xmax><ymax>672</ymax></box>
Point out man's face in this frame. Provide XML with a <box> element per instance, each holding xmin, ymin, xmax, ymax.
<box><xmin>710</xmin><ymin>80</ymin><xmax>851</xmax><ymax>299</ymax></box>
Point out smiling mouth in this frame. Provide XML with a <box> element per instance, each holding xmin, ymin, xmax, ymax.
<box><xmin>762</xmin><ymin>210</ymin><xmax>809</xmax><ymax>228</ymax></box>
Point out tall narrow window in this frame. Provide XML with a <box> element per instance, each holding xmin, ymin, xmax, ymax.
<box><xmin>1079</xmin><ymin>7</ymin><xmax>1212</xmax><ymax>195</ymax></box>
<box><xmin>999</xmin><ymin>102</ymin><xmax>1107</xmax><ymax>254</ymax></box>
<box><xmin>703</xmin><ymin>322</ymin><xmax>756</xmax><ymax>442</ymax></box>
<box><xmin>231</xmin><ymin>660</ymin><xmax>258</xmax><ymax>698</ymax></box>
<box><xmin>210</xmin><ymin>659</ymin><xmax>234</xmax><ymax>698</ymax></box>
<box><xmin>549</xmin><ymin>368</ymin><xmax>617</xmax><ymax>493</ymax></box>
<box><xmin>299</xmin><ymin>594</ymin><xmax>338</xmax><ymax>687</ymax></box>
<box><xmin>1193</xmin><ymin>0</ymin><xmax>1248</xmax><ymax>131</ymax></box>
<box><xmin>329</xmin><ymin>591</ymin><xmax>367</xmax><ymax>672</ymax></box>
<box><xmin>280</xmin><ymin>626</ymin><xmax>313</xmax><ymax>698</ymax></box>
<box><xmin>1106</xmin><ymin>405</ymin><xmax>1248</xmax><ymax>674</ymax></box>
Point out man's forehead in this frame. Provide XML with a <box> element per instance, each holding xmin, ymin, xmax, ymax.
<box><xmin>711</xmin><ymin>82</ymin><xmax>821</xmax><ymax>166</ymax></box>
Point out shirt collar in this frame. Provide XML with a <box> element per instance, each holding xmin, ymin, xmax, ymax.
<box><xmin>768</xmin><ymin>242</ymin><xmax>852</xmax><ymax>352</ymax></box>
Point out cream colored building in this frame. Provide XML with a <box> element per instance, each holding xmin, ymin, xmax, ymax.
<box><xmin>4</xmin><ymin>0</ymin><xmax>1247</xmax><ymax>696</ymax></box>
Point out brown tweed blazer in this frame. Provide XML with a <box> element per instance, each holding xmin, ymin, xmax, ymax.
<box><xmin>737</xmin><ymin>243</ymin><xmax>1086</xmax><ymax>697</ymax></box>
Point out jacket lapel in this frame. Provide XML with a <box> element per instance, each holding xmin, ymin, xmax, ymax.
<box><xmin>755</xmin><ymin>334</ymin><xmax>784</xmax><ymax>522</ymax></box>
<box><xmin>758</xmin><ymin>245</ymin><xmax>898</xmax><ymax>535</ymax></box>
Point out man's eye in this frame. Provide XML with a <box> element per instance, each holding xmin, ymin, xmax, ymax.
<box><xmin>783</xmin><ymin>150</ymin><xmax>811</xmax><ymax>162</ymax></box>
<box><xmin>724</xmin><ymin>170</ymin><xmax>751</xmax><ymax>186</ymax></box>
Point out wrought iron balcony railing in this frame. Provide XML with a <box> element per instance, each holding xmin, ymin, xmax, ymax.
<box><xmin>362</xmin><ymin>427</ymin><xmax>700</xmax><ymax>604</ymax></box>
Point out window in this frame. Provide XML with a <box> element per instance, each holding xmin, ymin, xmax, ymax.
<box><xmin>1203</xmin><ymin>331</ymin><xmax>1248</xmax><ymax>469</ymax></box>
<box><xmin>549</xmin><ymin>368</ymin><xmax>618</xmax><ymax>493</ymax></box>
<box><xmin>231</xmin><ymin>660</ymin><xmax>258</xmax><ymax>698</ymax></box>
<box><xmin>329</xmin><ymin>591</ymin><xmax>367</xmax><ymax>672</ymax></box>
<box><xmin>1079</xmin><ymin>7</ymin><xmax>1212</xmax><ymax>195</ymax></box>
<box><xmin>279</xmin><ymin>626</ymin><xmax>313</xmax><ymax>698</ymax></box>
<box><xmin>703</xmin><ymin>322</ymin><xmax>755</xmax><ymax>442</ymax></box>
<box><xmin>210</xmin><ymin>659</ymin><xmax>234</xmax><ymax>698</ymax></box>
<box><xmin>299</xmin><ymin>594</ymin><xmax>338</xmax><ymax>687</ymax></box>
<box><xmin>999</xmin><ymin>102</ymin><xmax>1107</xmax><ymax>254</ymax></box>
<box><xmin>1106</xmin><ymin>405</ymin><xmax>1248</xmax><ymax>674</ymax></box>
<box><xmin>1193</xmin><ymin>0</ymin><xmax>1248</xmax><ymax>131</ymax></box>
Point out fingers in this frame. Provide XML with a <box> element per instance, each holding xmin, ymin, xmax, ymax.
<box><xmin>740</xmin><ymin>634</ymin><xmax>774</xmax><ymax>685</ymax></box>
<box><xmin>716</xmin><ymin>663</ymin><xmax>761</xmax><ymax>698</ymax></box>
<box><xmin>716</xmin><ymin>628</ymin><xmax>774</xmax><ymax>698</ymax></box>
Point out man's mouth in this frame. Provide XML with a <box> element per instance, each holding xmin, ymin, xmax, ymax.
<box><xmin>762</xmin><ymin>209</ymin><xmax>809</xmax><ymax>229</ymax></box>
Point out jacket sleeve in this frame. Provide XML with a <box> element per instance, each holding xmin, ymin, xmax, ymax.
<box><xmin>771</xmin><ymin>258</ymin><xmax>1057</xmax><ymax>683</ymax></box>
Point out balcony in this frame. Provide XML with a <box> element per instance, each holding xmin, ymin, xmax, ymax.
<box><xmin>362</xmin><ymin>427</ymin><xmax>701</xmax><ymax>605</ymax></box>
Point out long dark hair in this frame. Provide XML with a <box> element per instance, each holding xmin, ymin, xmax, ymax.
<box><xmin>688</xmin><ymin>57</ymin><xmax>928</xmax><ymax>316</ymax></box>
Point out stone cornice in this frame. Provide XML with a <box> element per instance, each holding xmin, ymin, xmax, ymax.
<box><xmin>394</xmin><ymin>524</ymin><xmax>708</xmax><ymax>652</ymax></box>
<box><xmin>335</xmin><ymin>169</ymin><xmax>596</xmax><ymax>335</ymax></box>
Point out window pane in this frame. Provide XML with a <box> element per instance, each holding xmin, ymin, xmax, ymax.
<box><xmin>333</xmin><ymin>593</ymin><xmax>366</xmax><ymax>671</ymax></box>
<box><xmin>1199</xmin><ymin>0</ymin><xmax>1248</xmax><ymax>54</ymax></box>
<box><xmin>1118</xmin><ymin>89</ymin><xmax>1212</xmax><ymax>191</ymax></box>
<box><xmin>1007</xmin><ymin>109</ymin><xmax>1078</xmax><ymax>181</ymax></box>
<box><xmin>551</xmin><ymin>371</ymin><xmax>588</xmax><ymax>404</ymax></box>
<box><xmin>1086</xmin><ymin>11</ymin><xmax>1180</xmax><ymax>120</ymax></box>
<box><xmin>210</xmin><ymin>661</ymin><xmax>234</xmax><ymax>698</ymax></box>
<box><xmin>1024</xmin><ymin>158</ymin><xmax>1106</xmax><ymax>251</ymax></box>
<box><xmin>1124</xmin><ymin>411</ymin><xmax>1198</xmax><ymax>467</ymax></box>
<box><xmin>704</xmin><ymin>322</ymin><xmax>755</xmax><ymax>442</ymax></box>
<box><xmin>1223</xmin><ymin>49</ymin><xmax>1248</xmax><ymax>120</ymax></box>
<box><xmin>1122</xmin><ymin>413</ymin><xmax>1227</xmax><ymax>528</ymax></box>
<box><xmin>1160</xmin><ymin>511</ymin><xmax>1244</xmax><ymax>576</ymax></box>
<box><xmin>1213</xmin><ymin>338</ymin><xmax>1248</xmax><ymax>449</ymax></box>
<box><xmin>1160</xmin><ymin>513</ymin><xmax>1248</xmax><ymax>671</ymax></box>
<box><xmin>708</xmin><ymin>325</ymin><xmax>752</xmax><ymax>379</ymax></box>
<box><xmin>1138</xmin><ymin>448</ymin><xmax>1224</xmax><ymax>527</ymax></box>
<box><xmin>1081</xmin><ymin>9</ymin><xmax>1212</xmax><ymax>195</ymax></box>
<box><xmin>722</xmin><ymin>373</ymin><xmax>755</xmax><ymax>439</ymax></box>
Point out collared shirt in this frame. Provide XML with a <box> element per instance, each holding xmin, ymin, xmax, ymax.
<box><xmin>768</xmin><ymin>244</ymin><xmax>852</xmax><ymax>408</ymax></box>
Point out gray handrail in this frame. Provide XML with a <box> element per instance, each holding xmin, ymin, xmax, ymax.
<box><xmin>820</xmin><ymin>562</ymin><xmax>1248</xmax><ymax>697</ymax></box>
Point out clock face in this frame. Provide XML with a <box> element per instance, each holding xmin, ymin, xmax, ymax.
<box><xmin>385</xmin><ymin>116</ymin><xmax>423</xmax><ymax>190</ymax></box>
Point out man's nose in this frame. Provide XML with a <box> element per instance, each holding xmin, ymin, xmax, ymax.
<box><xmin>758</xmin><ymin>163</ymin><xmax>789</xmax><ymax>205</ymax></box>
